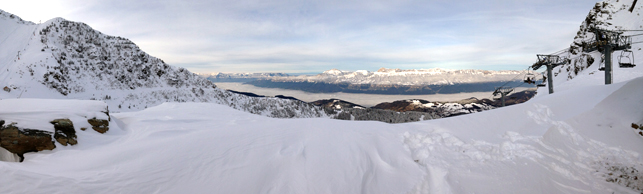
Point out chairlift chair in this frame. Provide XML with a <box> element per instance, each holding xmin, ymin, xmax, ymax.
<box><xmin>523</xmin><ymin>68</ymin><xmax>536</xmax><ymax>84</ymax></box>
<box><xmin>618</xmin><ymin>50</ymin><xmax>636</xmax><ymax>68</ymax></box>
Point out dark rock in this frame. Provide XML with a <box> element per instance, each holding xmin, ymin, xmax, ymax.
<box><xmin>331</xmin><ymin>107</ymin><xmax>436</xmax><ymax>123</ymax></box>
<box><xmin>274</xmin><ymin>95</ymin><xmax>302</xmax><ymax>102</ymax></box>
<box><xmin>50</xmin><ymin>119</ymin><xmax>77</xmax><ymax>146</ymax></box>
<box><xmin>227</xmin><ymin>90</ymin><xmax>265</xmax><ymax>97</ymax></box>
<box><xmin>633</xmin><ymin>123</ymin><xmax>641</xmax><ymax>129</ymax></box>
<box><xmin>0</xmin><ymin>121</ymin><xmax>56</xmax><ymax>162</ymax></box>
<box><xmin>311</xmin><ymin>99</ymin><xmax>366</xmax><ymax>109</ymax></box>
<box><xmin>88</xmin><ymin>118</ymin><xmax>109</xmax><ymax>133</ymax></box>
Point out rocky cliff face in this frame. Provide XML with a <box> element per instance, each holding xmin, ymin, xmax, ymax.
<box><xmin>0</xmin><ymin>9</ymin><xmax>329</xmax><ymax>119</ymax></box>
<box><xmin>38</xmin><ymin>18</ymin><xmax>214</xmax><ymax>95</ymax></box>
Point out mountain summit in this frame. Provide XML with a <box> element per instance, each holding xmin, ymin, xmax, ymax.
<box><xmin>0</xmin><ymin>9</ymin><xmax>326</xmax><ymax>118</ymax></box>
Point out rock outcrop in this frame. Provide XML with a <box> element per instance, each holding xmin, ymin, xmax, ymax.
<box><xmin>332</xmin><ymin>108</ymin><xmax>437</xmax><ymax>123</ymax></box>
<box><xmin>50</xmin><ymin>119</ymin><xmax>77</xmax><ymax>146</ymax></box>
<box><xmin>0</xmin><ymin>120</ymin><xmax>56</xmax><ymax>162</ymax></box>
<box><xmin>88</xmin><ymin>118</ymin><xmax>109</xmax><ymax>134</ymax></box>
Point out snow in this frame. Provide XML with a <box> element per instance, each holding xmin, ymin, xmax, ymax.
<box><xmin>0</xmin><ymin>9</ymin><xmax>329</xmax><ymax>119</ymax></box>
<box><xmin>0</xmin><ymin>147</ymin><xmax>19</xmax><ymax>162</ymax></box>
<box><xmin>0</xmin><ymin>102</ymin><xmax>423</xmax><ymax>193</ymax></box>
<box><xmin>0</xmin><ymin>98</ymin><xmax>109</xmax><ymax>133</ymax></box>
<box><xmin>0</xmin><ymin>75</ymin><xmax>641</xmax><ymax>193</ymax></box>
<box><xmin>2</xmin><ymin>1</ymin><xmax>643</xmax><ymax>193</ymax></box>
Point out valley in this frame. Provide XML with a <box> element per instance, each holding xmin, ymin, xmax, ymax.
<box><xmin>215</xmin><ymin>82</ymin><xmax>534</xmax><ymax>107</ymax></box>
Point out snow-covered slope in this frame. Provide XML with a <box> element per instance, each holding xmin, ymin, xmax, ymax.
<box><xmin>1</xmin><ymin>75</ymin><xmax>642</xmax><ymax>193</ymax></box>
<box><xmin>267</xmin><ymin>68</ymin><xmax>526</xmax><ymax>85</ymax></box>
<box><xmin>0</xmin><ymin>9</ymin><xmax>327</xmax><ymax>118</ymax></box>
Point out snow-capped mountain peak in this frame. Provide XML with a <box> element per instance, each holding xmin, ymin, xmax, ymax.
<box><xmin>270</xmin><ymin>67</ymin><xmax>527</xmax><ymax>86</ymax></box>
<box><xmin>0</xmin><ymin>10</ymin><xmax>328</xmax><ymax>118</ymax></box>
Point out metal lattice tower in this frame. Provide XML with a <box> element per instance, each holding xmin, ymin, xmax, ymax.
<box><xmin>582</xmin><ymin>28</ymin><xmax>632</xmax><ymax>85</ymax></box>
<box><xmin>493</xmin><ymin>86</ymin><xmax>514</xmax><ymax>107</ymax></box>
<box><xmin>532</xmin><ymin>55</ymin><xmax>566</xmax><ymax>94</ymax></box>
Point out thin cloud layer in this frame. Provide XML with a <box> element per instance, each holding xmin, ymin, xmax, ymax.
<box><xmin>1</xmin><ymin>0</ymin><xmax>594</xmax><ymax>73</ymax></box>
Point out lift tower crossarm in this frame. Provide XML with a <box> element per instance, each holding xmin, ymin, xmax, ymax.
<box><xmin>493</xmin><ymin>86</ymin><xmax>514</xmax><ymax>107</ymax></box>
<box><xmin>532</xmin><ymin>55</ymin><xmax>565</xmax><ymax>94</ymax></box>
<box><xmin>582</xmin><ymin>28</ymin><xmax>631</xmax><ymax>52</ymax></box>
<box><xmin>582</xmin><ymin>28</ymin><xmax>632</xmax><ymax>84</ymax></box>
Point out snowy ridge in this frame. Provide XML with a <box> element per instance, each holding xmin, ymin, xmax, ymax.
<box><xmin>0</xmin><ymin>9</ymin><xmax>34</xmax><ymax>25</ymax></box>
<box><xmin>409</xmin><ymin>99</ymin><xmax>494</xmax><ymax>117</ymax></box>
<box><xmin>371</xmin><ymin>98</ymin><xmax>495</xmax><ymax>118</ymax></box>
<box><xmin>0</xmin><ymin>10</ymin><xmax>328</xmax><ymax>118</ymax></box>
<box><xmin>267</xmin><ymin>67</ymin><xmax>526</xmax><ymax>85</ymax></box>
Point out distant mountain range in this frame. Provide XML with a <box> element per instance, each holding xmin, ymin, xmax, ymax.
<box><xmin>197</xmin><ymin>72</ymin><xmax>289</xmax><ymax>82</ymax></box>
<box><xmin>202</xmin><ymin>68</ymin><xmax>534</xmax><ymax>94</ymax></box>
<box><xmin>273</xmin><ymin>68</ymin><xmax>528</xmax><ymax>85</ymax></box>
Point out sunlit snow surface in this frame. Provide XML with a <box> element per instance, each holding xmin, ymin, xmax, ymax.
<box><xmin>0</xmin><ymin>76</ymin><xmax>642</xmax><ymax>193</ymax></box>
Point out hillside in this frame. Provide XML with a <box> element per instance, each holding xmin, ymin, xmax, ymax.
<box><xmin>0</xmin><ymin>9</ymin><xmax>327</xmax><ymax>118</ymax></box>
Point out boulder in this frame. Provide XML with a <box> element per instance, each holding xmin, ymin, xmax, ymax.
<box><xmin>50</xmin><ymin>119</ymin><xmax>77</xmax><ymax>146</ymax></box>
<box><xmin>0</xmin><ymin>120</ymin><xmax>56</xmax><ymax>162</ymax></box>
<box><xmin>87</xmin><ymin>118</ymin><xmax>109</xmax><ymax>133</ymax></box>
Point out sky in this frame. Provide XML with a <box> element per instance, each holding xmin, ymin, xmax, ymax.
<box><xmin>0</xmin><ymin>0</ymin><xmax>597</xmax><ymax>73</ymax></box>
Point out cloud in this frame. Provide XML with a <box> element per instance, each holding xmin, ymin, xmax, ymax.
<box><xmin>0</xmin><ymin>0</ymin><xmax>596</xmax><ymax>73</ymax></box>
